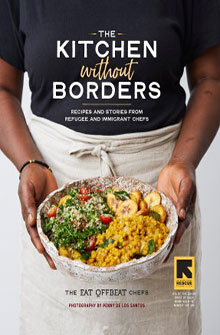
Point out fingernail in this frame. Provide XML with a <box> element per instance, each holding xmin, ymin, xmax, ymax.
<box><xmin>48</xmin><ymin>259</ymin><xmax>56</xmax><ymax>270</ymax></box>
<box><xmin>37</xmin><ymin>245</ymin><xmax>44</xmax><ymax>254</ymax></box>
<box><xmin>28</xmin><ymin>213</ymin><xmax>33</xmax><ymax>225</ymax></box>
<box><xmin>179</xmin><ymin>208</ymin><xmax>186</xmax><ymax>220</ymax></box>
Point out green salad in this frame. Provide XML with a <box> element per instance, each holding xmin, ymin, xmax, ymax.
<box><xmin>42</xmin><ymin>184</ymin><xmax>114</xmax><ymax>260</ymax></box>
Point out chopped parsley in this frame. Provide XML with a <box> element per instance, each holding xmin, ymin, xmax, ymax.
<box><xmin>42</xmin><ymin>186</ymin><xmax>113</xmax><ymax>257</ymax></box>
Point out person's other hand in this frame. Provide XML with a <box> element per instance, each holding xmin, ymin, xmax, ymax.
<box><xmin>18</xmin><ymin>164</ymin><xmax>58</xmax><ymax>269</ymax></box>
<box><xmin>157</xmin><ymin>159</ymin><xmax>196</xmax><ymax>245</ymax></box>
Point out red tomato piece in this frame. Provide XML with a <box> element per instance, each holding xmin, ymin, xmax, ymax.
<box><xmin>47</xmin><ymin>205</ymin><xmax>58</xmax><ymax>218</ymax></box>
<box><xmin>80</xmin><ymin>185</ymin><xmax>88</xmax><ymax>194</ymax></box>
<box><xmin>85</xmin><ymin>236</ymin><xmax>96</xmax><ymax>251</ymax></box>
<box><xmin>80</xmin><ymin>184</ymin><xmax>92</xmax><ymax>194</ymax></box>
<box><xmin>100</xmin><ymin>215</ymin><xmax>113</xmax><ymax>225</ymax></box>
<box><xmin>80</xmin><ymin>195</ymin><xmax>91</xmax><ymax>201</ymax></box>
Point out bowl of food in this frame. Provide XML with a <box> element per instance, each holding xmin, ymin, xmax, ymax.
<box><xmin>36</xmin><ymin>176</ymin><xmax>178</xmax><ymax>283</ymax></box>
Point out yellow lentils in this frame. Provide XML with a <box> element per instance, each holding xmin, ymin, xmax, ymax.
<box><xmin>59</xmin><ymin>215</ymin><xmax>169</xmax><ymax>267</ymax></box>
<box><xmin>87</xmin><ymin>215</ymin><xmax>169</xmax><ymax>267</ymax></box>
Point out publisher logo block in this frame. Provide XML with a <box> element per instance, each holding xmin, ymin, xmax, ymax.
<box><xmin>174</xmin><ymin>257</ymin><xmax>195</xmax><ymax>290</ymax></box>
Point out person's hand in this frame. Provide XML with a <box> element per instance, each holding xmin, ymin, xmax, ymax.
<box><xmin>18</xmin><ymin>164</ymin><xmax>58</xmax><ymax>269</ymax></box>
<box><xmin>157</xmin><ymin>159</ymin><xmax>196</xmax><ymax>245</ymax></box>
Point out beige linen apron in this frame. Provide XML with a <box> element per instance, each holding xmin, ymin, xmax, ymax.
<box><xmin>19</xmin><ymin>115</ymin><xmax>201</xmax><ymax>335</ymax></box>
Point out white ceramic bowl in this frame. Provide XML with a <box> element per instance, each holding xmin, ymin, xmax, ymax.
<box><xmin>37</xmin><ymin>176</ymin><xmax>178</xmax><ymax>283</ymax></box>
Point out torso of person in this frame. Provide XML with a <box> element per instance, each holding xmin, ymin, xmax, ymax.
<box><xmin>1</xmin><ymin>0</ymin><xmax>220</xmax><ymax>135</ymax></box>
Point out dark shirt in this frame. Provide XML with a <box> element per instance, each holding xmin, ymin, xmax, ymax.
<box><xmin>1</xmin><ymin>0</ymin><xmax>220</xmax><ymax>135</ymax></box>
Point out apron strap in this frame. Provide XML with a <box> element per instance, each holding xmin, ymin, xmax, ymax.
<box><xmin>69</xmin><ymin>144</ymin><xmax>117</xmax><ymax>177</ymax></box>
<box><xmin>68</xmin><ymin>125</ymin><xmax>181</xmax><ymax>178</ymax></box>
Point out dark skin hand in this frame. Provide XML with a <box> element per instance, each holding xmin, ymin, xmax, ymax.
<box><xmin>0</xmin><ymin>46</ymin><xmax>220</xmax><ymax>268</ymax></box>
<box><xmin>18</xmin><ymin>164</ymin><xmax>58</xmax><ymax>269</ymax></box>
<box><xmin>0</xmin><ymin>60</ymin><xmax>57</xmax><ymax>269</ymax></box>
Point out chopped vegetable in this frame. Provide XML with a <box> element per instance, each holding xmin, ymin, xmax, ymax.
<box><xmin>99</xmin><ymin>238</ymin><xmax>115</xmax><ymax>248</ymax></box>
<box><xmin>116</xmin><ymin>199</ymin><xmax>138</xmax><ymax>217</ymax></box>
<box><xmin>150</xmin><ymin>205</ymin><xmax>167</xmax><ymax>223</ymax></box>
<box><xmin>100</xmin><ymin>214</ymin><xmax>113</xmax><ymax>225</ymax></box>
<box><xmin>80</xmin><ymin>194</ymin><xmax>91</xmax><ymax>201</ymax></box>
<box><xmin>113</xmin><ymin>190</ymin><xmax>130</xmax><ymax>201</ymax></box>
<box><xmin>148</xmin><ymin>239</ymin><xmax>156</xmax><ymax>254</ymax></box>
<box><xmin>129</xmin><ymin>190</ymin><xmax>141</xmax><ymax>204</ymax></box>
<box><xmin>136</xmin><ymin>199</ymin><xmax>149</xmax><ymax>216</ymax></box>
<box><xmin>144</xmin><ymin>191</ymin><xmax>161</xmax><ymax>208</ymax></box>
<box><xmin>107</xmin><ymin>193</ymin><xmax>122</xmax><ymax>212</ymax></box>
<box><xmin>58</xmin><ymin>195</ymin><xmax>73</xmax><ymax>206</ymax></box>
<box><xmin>85</xmin><ymin>236</ymin><xmax>96</xmax><ymax>251</ymax></box>
<box><xmin>80</xmin><ymin>250</ymin><xmax>91</xmax><ymax>261</ymax></box>
<box><xmin>47</xmin><ymin>205</ymin><xmax>58</xmax><ymax>218</ymax></box>
<box><xmin>79</xmin><ymin>185</ymin><xmax>91</xmax><ymax>194</ymax></box>
<box><xmin>149</xmin><ymin>210</ymin><xmax>161</xmax><ymax>222</ymax></box>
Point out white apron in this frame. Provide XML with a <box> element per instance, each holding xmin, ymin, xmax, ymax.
<box><xmin>19</xmin><ymin>115</ymin><xmax>202</xmax><ymax>335</ymax></box>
